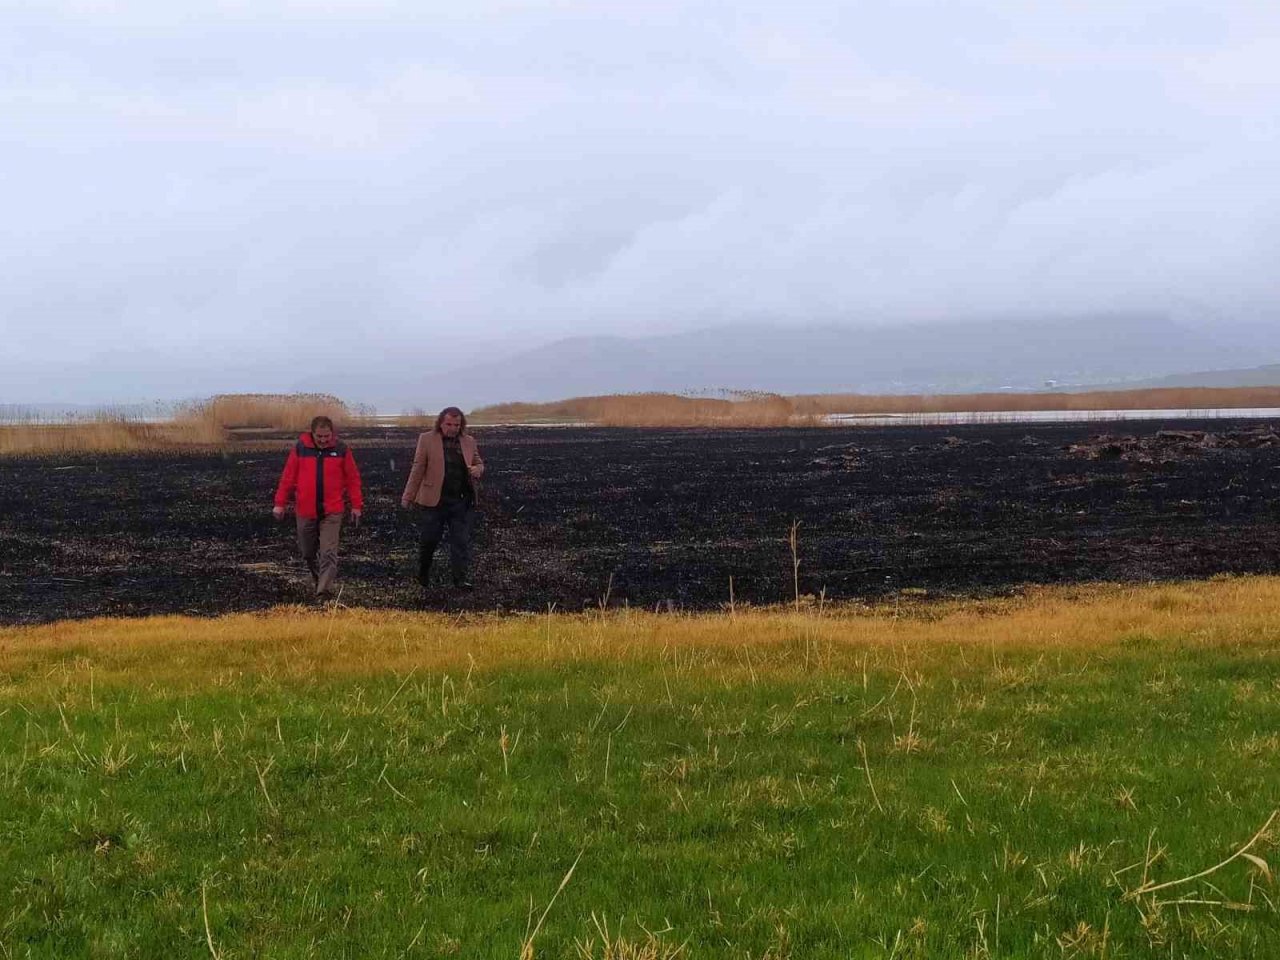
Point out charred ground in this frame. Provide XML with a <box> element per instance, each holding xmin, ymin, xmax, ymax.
<box><xmin>3</xmin><ymin>421</ymin><xmax>1279</xmax><ymax>624</ymax></box>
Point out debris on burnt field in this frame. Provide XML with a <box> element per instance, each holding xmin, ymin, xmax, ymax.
<box><xmin>2</xmin><ymin>420</ymin><xmax>1279</xmax><ymax>624</ymax></box>
<box><xmin>1068</xmin><ymin>426</ymin><xmax>1280</xmax><ymax>463</ymax></box>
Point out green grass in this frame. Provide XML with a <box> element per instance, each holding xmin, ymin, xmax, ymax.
<box><xmin>5</xmin><ymin>582</ymin><xmax>1280</xmax><ymax>957</ymax></box>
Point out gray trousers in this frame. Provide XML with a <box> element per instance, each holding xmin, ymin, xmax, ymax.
<box><xmin>296</xmin><ymin>514</ymin><xmax>343</xmax><ymax>595</ymax></box>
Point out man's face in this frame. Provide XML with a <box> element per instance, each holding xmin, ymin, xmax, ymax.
<box><xmin>312</xmin><ymin>426</ymin><xmax>334</xmax><ymax>447</ymax></box>
<box><xmin>440</xmin><ymin>414</ymin><xmax>462</xmax><ymax>438</ymax></box>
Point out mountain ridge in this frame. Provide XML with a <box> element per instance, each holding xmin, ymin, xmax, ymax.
<box><xmin>349</xmin><ymin>314</ymin><xmax>1272</xmax><ymax>409</ymax></box>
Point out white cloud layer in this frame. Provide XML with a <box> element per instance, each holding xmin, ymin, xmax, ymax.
<box><xmin>2</xmin><ymin>0</ymin><xmax>1278</xmax><ymax>399</ymax></box>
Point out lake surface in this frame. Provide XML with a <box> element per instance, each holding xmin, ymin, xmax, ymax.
<box><xmin>822</xmin><ymin>407</ymin><xmax>1280</xmax><ymax>426</ymax></box>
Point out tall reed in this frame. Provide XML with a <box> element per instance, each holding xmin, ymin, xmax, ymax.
<box><xmin>0</xmin><ymin>411</ymin><xmax>225</xmax><ymax>457</ymax></box>
<box><xmin>175</xmin><ymin>393</ymin><xmax>354</xmax><ymax>431</ymax></box>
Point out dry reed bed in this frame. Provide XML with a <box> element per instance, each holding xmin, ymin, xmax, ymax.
<box><xmin>0</xmin><ymin>393</ymin><xmax>354</xmax><ymax>456</ymax></box>
<box><xmin>0</xmin><ymin>417</ymin><xmax>225</xmax><ymax>457</ymax></box>
<box><xmin>6</xmin><ymin>577</ymin><xmax>1278</xmax><ymax>689</ymax></box>
<box><xmin>174</xmin><ymin>392</ymin><xmax>354</xmax><ymax>430</ymax></box>
<box><xmin>473</xmin><ymin>392</ymin><xmax>799</xmax><ymax>427</ymax></box>
<box><xmin>474</xmin><ymin>385</ymin><xmax>1280</xmax><ymax>427</ymax></box>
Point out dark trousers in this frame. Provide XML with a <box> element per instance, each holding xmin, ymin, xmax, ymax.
<box><xmin>417</xmin><ymin>498</ymin><xmax>475</xmax><ymax>585</ymax></box>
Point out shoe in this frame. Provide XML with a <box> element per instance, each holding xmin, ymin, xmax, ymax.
<box><xmin>453</xmin><ymin>580</ymin><xmax>475</xmax><ymax>592</ymax></box>
<box><xmin>316</xmin><ymin>590</ymin><xmax>335</xmax><ymax>604</ymax></box>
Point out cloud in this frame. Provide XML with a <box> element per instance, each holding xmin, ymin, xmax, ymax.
<box><xmin>1</xmin><ymin>0</ymin><xmax>1278</xmax><ymax>400</ymax></box>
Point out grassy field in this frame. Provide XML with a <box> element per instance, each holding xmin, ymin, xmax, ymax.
<box><xmin>5</xmin><ymin>579</ymin><xmax>1280</xmax><ymax>958</ymax></box>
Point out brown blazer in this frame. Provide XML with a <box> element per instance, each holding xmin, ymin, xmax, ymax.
<box><xmin>401</xmin><ymin>431</ymin><xmax>484</xmax><ymax>507</ymax></box>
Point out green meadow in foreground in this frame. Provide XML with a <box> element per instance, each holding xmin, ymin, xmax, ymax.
<box><xmin>4</xmin><ymin>579</ymin><xmax>1280</xmax><ymax>958</ymax></box>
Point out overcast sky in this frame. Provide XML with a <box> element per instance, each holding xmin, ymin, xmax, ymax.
<box><xmin>3</xmin><ymin>0</ymin><xmax>1278</xmax><ymax>402</ymax></box>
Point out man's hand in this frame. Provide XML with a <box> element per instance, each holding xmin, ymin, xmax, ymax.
<box><xmin>350</xmin><ymin>509</ymin><xmax>362</xmax><ymax>529</ymax></box>
<box><xmin>400</xmin><ymin>499</ymin><xmax>411</xmax><ymax>509</ymax></box>
<box><xmin>272</xmin><ymin>506</ymin><xmax>285</xmax><ymax>521</ymax></box>
<box><xmin>468</xmin><ymin>465</ymin><xmax>483</xmax><ymax>478</ymax></box>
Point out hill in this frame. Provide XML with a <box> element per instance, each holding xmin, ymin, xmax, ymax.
<box><xmin>350</xmin><ymin>314</ymin><xmax>1269</xmax><ymax>410</ymax></box>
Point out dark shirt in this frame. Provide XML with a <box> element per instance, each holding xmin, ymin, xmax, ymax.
<box><xmin>441</xmin><ymin>435</ymin><xmax>471</xmax><ymax>502</ymax></box>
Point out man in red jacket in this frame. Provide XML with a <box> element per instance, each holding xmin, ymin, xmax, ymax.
<box><xmin>273</xmin><ymin>416</ymin><xmax>364</xmax><ymax>600</ymax></box>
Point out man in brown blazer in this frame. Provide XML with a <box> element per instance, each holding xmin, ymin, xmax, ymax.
<box><xmin>400</xmin><ymin>407</ymin><xmax>485</xmax><ymax>590</ymax></box>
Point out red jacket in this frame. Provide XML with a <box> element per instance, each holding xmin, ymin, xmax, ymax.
<box><xmin>274</xmin><ymin>432</ymin><xmax>364</xmax><ymax>519</ymax></box>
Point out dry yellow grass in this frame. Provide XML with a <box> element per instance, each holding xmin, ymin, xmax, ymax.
<box><xmin>6</xmin><ymin>576</ymin><xmax>1278</xmax><ymax>690</ymax></box>
<box><xmin>474</xmin><ymin>386</ymin><xmax>1280</xmax><ymax>427</ymax></box>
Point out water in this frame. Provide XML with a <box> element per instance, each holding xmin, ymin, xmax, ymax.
<box><xmin>822</xmin><ymin>408</ymin><xmax>1280</xmax><ymax>427</ymax></box>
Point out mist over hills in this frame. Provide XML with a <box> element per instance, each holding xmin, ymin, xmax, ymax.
<box><xmin>13</xmin><ymin>315</ymin><xmax>1276</xmax><ymax>414</ymax></box>
<box><xmin>1076</xmin><ymin>364</ymin><xmax>1280</xmax><ymax>392</ymax></box>
<box><xmin>349</xmin><ymin>314</ymin><xmax>1277</xmax><ymax>411</ymax></box>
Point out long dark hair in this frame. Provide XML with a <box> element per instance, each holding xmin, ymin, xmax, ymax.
<box><xmin>434</xmin><ymin>406</ymin><xmax>467</xmax><ymax>433</ymax></box>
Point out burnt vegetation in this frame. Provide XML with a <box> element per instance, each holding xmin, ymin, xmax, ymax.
<box><xmin>3</xmin><ymin>419</ymin><xmax>1280</xmax><ymax>624</ymax></box>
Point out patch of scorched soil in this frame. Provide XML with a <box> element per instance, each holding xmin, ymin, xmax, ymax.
<box><xmin>3</xmin><ymin>421</ymin><xmax>1280</xmax><ymax>624</ymax></box>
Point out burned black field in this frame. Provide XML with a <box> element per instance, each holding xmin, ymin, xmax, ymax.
<box><xmin>3</xmin><ymin>421</ymin><xmax>1280</xmax><ymax>624</ymax></box>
